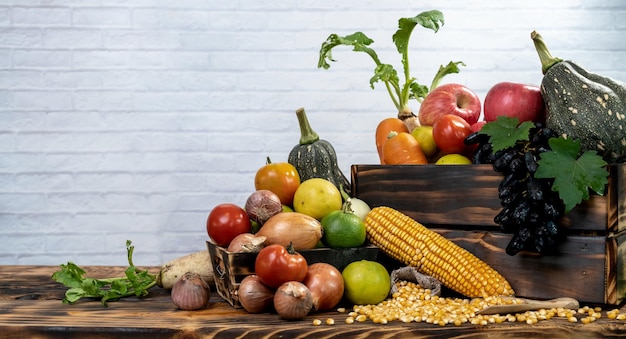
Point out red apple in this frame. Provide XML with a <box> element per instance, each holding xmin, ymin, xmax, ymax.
<box><xmin>483</xmin><ymin>82</ymin><xmax>545</xmax><ymax>123</ymax></box>
<box><xmin>470</xmin><ymin>121</ymin><xmax>486</xmax><ymax>133</ymax></box>
<box><xmin>418</xmin><ymin>83</ymin><xmax>481</xmax><ymax>126</ymax></box>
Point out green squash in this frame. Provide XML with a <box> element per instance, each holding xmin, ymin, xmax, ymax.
<box><xmin>532</xmin><ymin>31</ymin><xmax>626</xmax><ymax>163</ymax></box>
<box><xmin>288</xmin><ymin>108</ymin><xmax>351</xmax><ymax>193</ymax></box>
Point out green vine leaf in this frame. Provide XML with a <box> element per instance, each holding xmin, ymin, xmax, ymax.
<box><xmin>480</xmin><ymin>116</ymin><xmax>535</xmax><ymax>153</ymax></box>
<box><xmin>535</xmin><ymin>137</ymin><xmax>609</xmax><ymax>214</ymax></box>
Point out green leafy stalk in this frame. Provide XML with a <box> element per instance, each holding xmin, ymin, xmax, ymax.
<box><xmin>318</xmin><ymin>10</ymin><xmax>464</xmax><ymax>119</ymax></box>
<box><xmin>51</xmin><ymin>240</ymin><xmax>157</xmax><ymax>307</ymax></box>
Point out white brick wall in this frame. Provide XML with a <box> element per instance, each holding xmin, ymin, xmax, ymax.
<box><xmin>1</xmin><ymin>0</ymin><xmax>625</xmax><ymax>266</ymax></box>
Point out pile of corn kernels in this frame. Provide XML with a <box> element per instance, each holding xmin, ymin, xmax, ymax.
<box><xmin>312</xmin><ymin>281</ymin><xmax>626</xmax><ymax>327</ymax></box>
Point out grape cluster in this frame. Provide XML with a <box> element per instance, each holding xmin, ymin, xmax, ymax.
<box><xmin>465</xmin><ymin>123</ymin><xmax>565</xmax><ymax>255</ymax></box>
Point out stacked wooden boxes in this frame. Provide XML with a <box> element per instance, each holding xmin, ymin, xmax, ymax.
<box><xmin>351</xmin><ymin>164</ymin><xmax>626</xmax><ymax>305</ymax></box>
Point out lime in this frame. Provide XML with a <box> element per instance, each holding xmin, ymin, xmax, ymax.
<box><xmin>293</xmin><ymin>178</ymin><xmax>342</xmax><ymax>220</ymax></box>
<box><xmin>342</xmin><ymin>260</ymin><xmax>391</xmax><ymax>305</ymax></box>
<box><xmin>411</xmin><ymin>125</ymin><xmax>438</xmax><ymax>158</ymax></box>
<box><xmin>321</xmin><ymin>205</ymin><xmax>366</xmax><ymax>248</ymax></box>
<box><xmin>250</xmin><ymin>220</ymin><xmax>262</xmax><ymax>234</ymax></box>
<box><xmin>435</xmin><ymin>154</ymin><xmax>472</xmax><ymax>165</ymax></box>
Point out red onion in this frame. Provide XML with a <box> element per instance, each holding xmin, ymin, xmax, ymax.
<box><xmin>227</xmin><ymin>233</ymin><xmax>266</xmax><ymax>253</ymax></box>
<box><xmin>171</xmin><ymin>272</ymin><xmax>210</xmax><ymax>310</ymax></box>
<box><xmin>273</xmin><ymin>281</ymin><xmax>313</xmax><ymax>320</ymax></box>
<box><xmin>245</xmin><ymin>190</ymin><xmax>283</xmax><ymax>224</ymax></box>
<box><xmin>237</xmin><ymin>275</ymin><xmax>275</xmax><ymax>313</ymax></box>
<box><xmin>302</xmin><ymin>263</ymin><xmax>344</xmax><ymax>311</ymax></box>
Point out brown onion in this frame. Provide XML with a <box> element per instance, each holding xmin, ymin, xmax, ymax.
<box><xmin>227</xmin><ymin>233</ymin><xmax>267</xmax><ymax>253</ymax></box>
<box><xmin>302</xmin><ymin>263</ymin><xmax>344</xmax><ymax>311</ymax></box>
<box><xmin>245</xmin><ymin>190</ymin><xmax>283</xmax><ymax>224</ymax></box>
<box><xmin>256</xmin><ymin>212</ymin><xmax>322</xmax><ymax>250</ymax></box>
<box><xmin>273</xmin><ymin>281</ymin><xmax>313</xmax><ymax>320</ymax></box>
<box><xmin>237</xmin><ymin>275</ymin><xmax>275</xmax><ymax>313</ymax></box>
<box><xmin>171</xmin><ymin>272</ymin><xmax>210</xmax><ymax>310</ymax></box>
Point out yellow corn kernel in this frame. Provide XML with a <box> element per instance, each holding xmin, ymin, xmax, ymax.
<box><xmin>364</xmin><ymin>207</ymin><xmax>514</xmax><ymax>298</ymax></box>
<box><xmin>312</xmin><ymin>319</ymin><xmax>322</xmax><ymax>326</ymax></box>
<box><xmin>325</xmin><ymin>318</ymin><xmax>335</xmax><ymax>325</ymax></box>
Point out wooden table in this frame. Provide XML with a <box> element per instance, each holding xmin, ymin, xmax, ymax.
<box><xmin>2</xmin><ymin>265</ymin><xmax>626</xmax><ymax>338</ymax></box>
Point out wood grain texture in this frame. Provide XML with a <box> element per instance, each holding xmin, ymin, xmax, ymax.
<box><xmin>2</xmin><ymin>266</ymin><xmax>626</xmax><ymax>338</ymax></box>
<box><xmin>435</xmin><ymin>229</ymin><xmax>620</xmax><ymax>304</ymax></box>
<box><xmin>351</xmin><ymin>164</ymin><xmax>621</xmax><ymax>232</ymax></box>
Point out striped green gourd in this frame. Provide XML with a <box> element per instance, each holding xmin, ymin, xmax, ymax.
<box><xmin>288</xmin><ymin>108</ymin><xmax>351</xmax><ymax>193</ymax></box>
<box><xmin>532</xmin><ymin>31</ymin><xmax>626</xmax><ymax>163</ymax></box>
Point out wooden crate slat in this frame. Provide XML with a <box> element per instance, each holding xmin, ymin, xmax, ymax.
<box><xmin>352</xmin><ymin>164</ymin><xmax>617</xmax><ymax>232</ymax></box>
<box><xmin>435</xmin><ymin>229</ymin><xmax>615</xmax><ymax>304</ymax></box>
<box><xmin>609</xmin><ymin>165</ymin><xmax>626</xmax><ymax>233</ymax></box>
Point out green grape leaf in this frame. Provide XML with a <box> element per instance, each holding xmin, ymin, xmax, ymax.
<box><xmin>480</xmin><ymin>116</ymin><xmax>535</xmax><ymax>153</ymax></box>
<box><xmin>535</xmin><ymin>137</ymin><xmax>609</xmax><ymax>214</ymax></box>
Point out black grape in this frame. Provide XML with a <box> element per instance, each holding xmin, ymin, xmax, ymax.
<box><xmin>472</xmin><ymin>121</ymin><xmax>566</xmax><ymax>255</ymax></box>
<box><xmin>524</xmin><ymin>152</ymin><xmax>538</xmax><ymax>173</ymax></box>
<box><xmin>527</xmin><ymin>177</ymin><xmax>544</xmax><ymax>202</ymax></box>
<box><xmin>464</xmin><ymin>131</ymin><xmax>489</xmax><ymax>145</ymax></box>
<box><xmin>492</xmin><ymin>148</ymin><xmax>517</xmax><ymax>172</ymax></box>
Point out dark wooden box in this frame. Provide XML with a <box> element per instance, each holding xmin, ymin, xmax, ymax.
<box><xmin>206</xmin><ymin>241</ymin><xmax>379</xmax><ymax>308</ymax></box>
<box><xmin>351</xmin><ymin>164</ymin><xmax>626</xmax><ymax>305</ymax></box>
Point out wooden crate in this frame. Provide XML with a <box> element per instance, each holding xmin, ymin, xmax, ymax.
<box><xmin>351</xmin><ymin>164</ymin><xmax>626</xmax><ymax>305</ymax></box>
<box><xmin>206</xmin><ymin>241</ymin><xmax>379</xmax><ymax>308</ymax></box>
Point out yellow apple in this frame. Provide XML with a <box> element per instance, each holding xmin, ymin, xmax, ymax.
<box><xmin>410</xmin><ymin>125</ymin><xmax>438</xmax><ymax>158</ymax></box>
<box><xmin>435</xmin><ymin>154</ymin><xmax>472</xmax><ymax>165</ymax></box>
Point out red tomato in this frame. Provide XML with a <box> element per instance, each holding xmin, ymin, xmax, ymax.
<box><xmin>432</xmin><ymin>114</ymin><xmax>473</xmax><ymax>155</ymax></box>
<box><xmin>255</xmin><ymin>244</ymin><xmax>308</xmax><ymax>288</ymax></box>
<box><xmin>206</xmin><ymin>203</ymin><xmax>251</xmax><ymax>247</ymax></box>
<box><xmin>254</xmin><ymin>157</ymin><xmax>301</xmax><ymax>207</ymax></box>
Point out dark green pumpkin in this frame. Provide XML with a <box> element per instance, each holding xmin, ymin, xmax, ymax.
<box><xmin>288</xmin><ymin>108</ymin><xmax>351</xmax><ymax>193</ymax></box>
<box><xmin>532</xmin><ymin>31</ymin><xmax>626</xmax><ymax>163</ymax></box>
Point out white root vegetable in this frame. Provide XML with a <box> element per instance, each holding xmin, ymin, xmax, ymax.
<box><xmin>157</xmin><ymin>250</ymin><xmax>214</xmax><ymax>289</ymax></box>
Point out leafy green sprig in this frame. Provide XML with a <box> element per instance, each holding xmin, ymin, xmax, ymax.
<box><xmin>318</xmin><ymin>10</ymin><xmax>464</xmax><ymax>119</ymax></box>
<box><xmin>481</xmin><ymin>116</ymin><xmax>609</xmax><ymax>214</ymax></box>
<box><xmin>51</xmin><ymin>240</ymin><xmax>157</xmax><ymax>307</ymax></box>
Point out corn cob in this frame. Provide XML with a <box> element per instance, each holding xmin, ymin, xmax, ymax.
<box><xmin>365</xmin><ymin>206</ymin><xmax>514</xmax><ymax>298</ymax></box>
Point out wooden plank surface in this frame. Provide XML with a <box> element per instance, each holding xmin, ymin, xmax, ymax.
<box><xmin>2</xmin><ymin>265</ymin><xmax>626</xmax><ymax>338</ymax></box>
